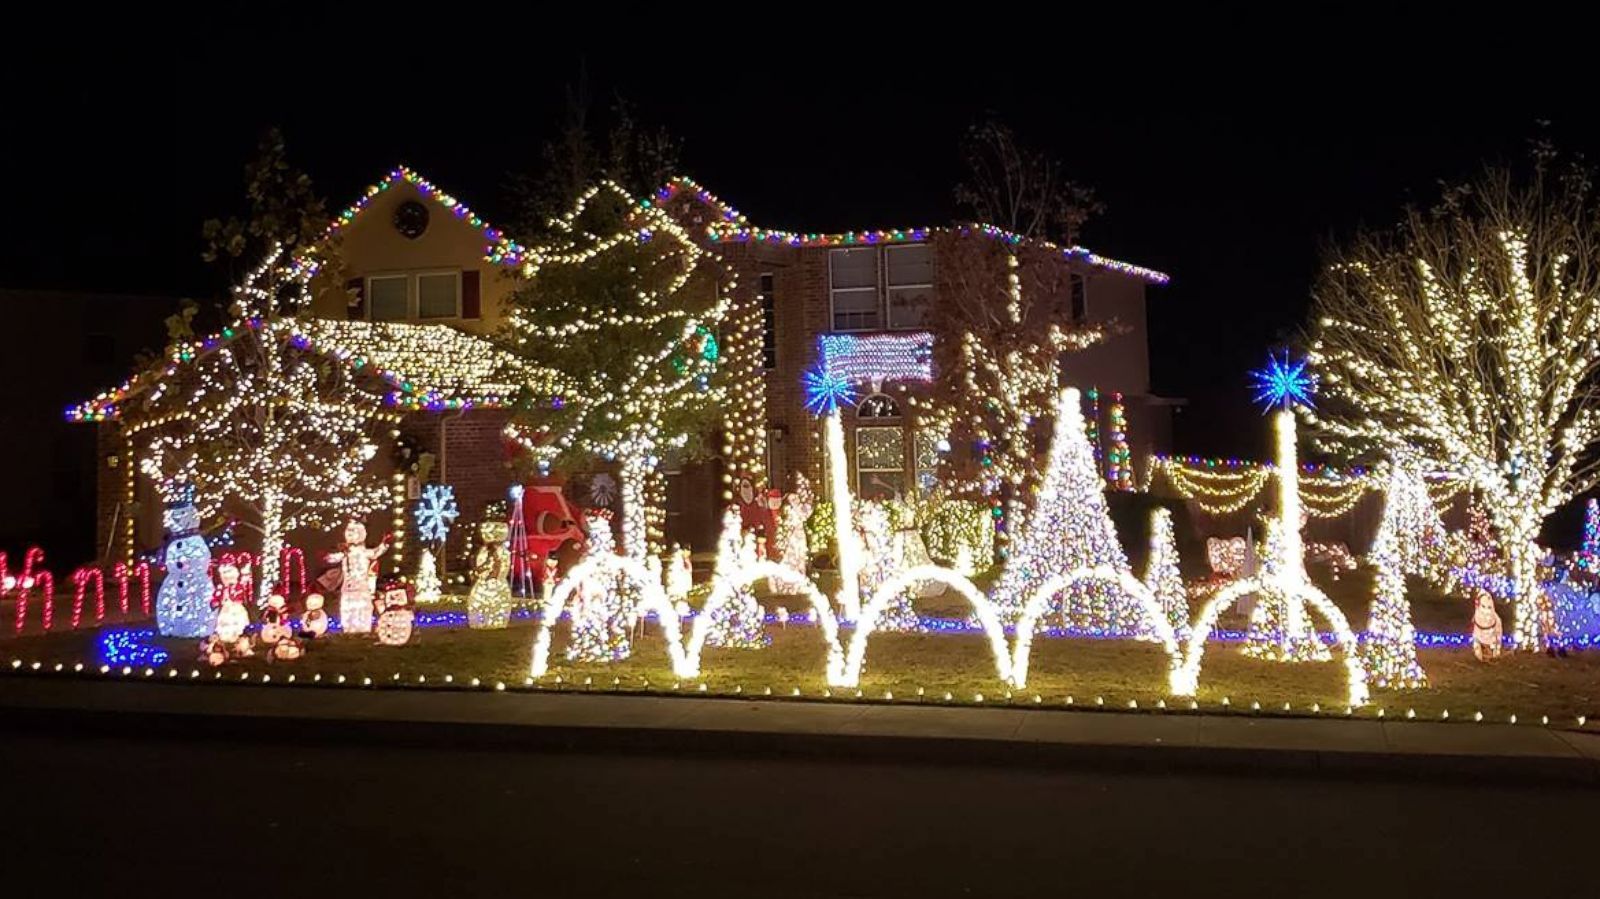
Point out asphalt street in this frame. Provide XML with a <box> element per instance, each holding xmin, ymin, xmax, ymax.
<box><xmin>0</xmin><ymin>726</ymin><xmax>1590</xmax><ymax>897</ymax></box>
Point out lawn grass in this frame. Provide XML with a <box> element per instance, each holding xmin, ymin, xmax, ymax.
<box><xmin>3</xmin><ymin>564</ymin><xmax>1596</xmax><ymax>729</ymax></box>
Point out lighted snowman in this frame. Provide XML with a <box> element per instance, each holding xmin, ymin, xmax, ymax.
<box><xmin>376</xmin><ymin>583</ymin><xmax>415</xmax><ymax>646</ymax></box>
<box><xmin>467</xmin><ymin>520</ymin><xmax>513</xmax><ymax>629</ymax></box>
<box><xmin>259</xmin><ymin>593</ymin><xmax>290</xmax><ymax>646</ymax></box>
<box><xmin>1471</xmin><ymin>591</ymin><xmax>1503</xmax><ymax>661</ymax></box>
<box><xmin>155</xmin><ymin>492</ymin><xmax>216</xmax><ymax>638</ymax></box>
<box><xmin>300</xmin><ymin>593</ymin><xmax>329</xmax><ymax>639</ymax></box>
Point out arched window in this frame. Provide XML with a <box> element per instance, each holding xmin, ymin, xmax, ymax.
<box><xmin>857</xmin><ymin>393</ymin><xmax>901</xmax><ymax>419</ymax></box>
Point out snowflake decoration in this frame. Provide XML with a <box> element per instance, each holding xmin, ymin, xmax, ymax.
<box><xmin>414</xmin><ymin>484</ymin><xmax>460</xmax><ymax>544</ymax></box>
<box><xmin>803</xmin><ymin>365</ymin><xmax>857</xmax><ymax>417</ymax></box>
<box><xmin>1250</xmin><ymin>350</ymin><xmax>1317</xmax><ymax>412</ymax></box>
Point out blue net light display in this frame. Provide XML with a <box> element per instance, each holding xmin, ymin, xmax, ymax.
<box><xmin>155</xmin><ymin>491</ymin><xmax>216</xmax><ymax>638</ymax></box>
<box><xmin>1250</xmin><ymin>350</ymin><xmax>1317</xmax><ymax>411</ymax></box>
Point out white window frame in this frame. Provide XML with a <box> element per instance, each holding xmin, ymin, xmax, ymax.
<box><xmin>828</xmin><ymin>248</ymin><xmax>882</xmax><ymax>332</ymax></box>
<box><xmin>365</xmin><ymin>270</ymin><xmax>463</xmax><ymax>322</ymax></box>
<box><xmin>365</xmin><ymin>274</ymin><xmax>412</xmax><ymax>322</ymax></box>
<box><xmin>416</xmin><ymin>269</ymin><xmax>463</xmax><ymax>320</ymax></box>
<box><xmin>855</xmin><ymin>425</ymin><xmax>906</xmax><ymax>496</ymax></box>
<box><xmin>885</xmin><ymin>243</ymin><xmax>933</xmax><ymax>331</ymax></box>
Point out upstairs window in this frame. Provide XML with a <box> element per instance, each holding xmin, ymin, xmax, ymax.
<box><xmin>759</xmin><ymin>273</ymin><xmax>777</xmax><ymax>369</ymax></box>
<box><xmin>829</xmin><ymin>248</ymin><xmax>881</xmax><ymax>331</ymax></box>
<box><xmin>368</xmin><ymin>275</ymin><xmax>410</xmax><ymax>322</ymax></box>
<box><xmin>1069</xmin><ymin>273</ymin><xmax>1088</xmax><ymax>322</ymax></box>
<box><xmin>417</xmin><ymin>271</ymin><xmax>462</xmax><ymax>319</ymax></box>
<box><xmin>886</xmin><ymin>244</ymin><xmax>933</xmax><ymax>329</ymax></box>
<box><xmin>366</xmin><ymin>271</ymin><xmax>464</xmax><ymax>322</ymax></box>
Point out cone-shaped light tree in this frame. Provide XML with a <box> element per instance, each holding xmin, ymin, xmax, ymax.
<box><xmin>990</xmin><ymin>387</ymin><xmax>1139</xmax><ymax>631</ymax></box>
<box><xmin>1143</xmin><ymin>507</ymin><xmax>1190</xmax><ymax>642</ymax></box>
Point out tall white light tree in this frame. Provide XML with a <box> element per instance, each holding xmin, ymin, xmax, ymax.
<box><xmin>503</xmin><ymin>182</ymin><xmax>731</xmax><ymax>563</ymax></box>
<box><xmin>1309</xmin><ymin>157</ymin><xmax>1600</xmax><ymax>648</ymax></box>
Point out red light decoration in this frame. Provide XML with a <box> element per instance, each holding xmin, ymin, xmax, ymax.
<box><xmin>5</xmin><ymin>548</ymin><xmax>55</xmax><ymax>634</ymax></box>
<box><xmin>71</xmin><ymin>565</ymin><xmax>106</xmax><ymax>629</ymax></box>
<box><xmin>277</xmin><ymin>546</ymin><xmax>307</xmax><ymax>599</ymax></box>
<box><xmin>113</xmin><ymin>560</ymin><xmax>152</xmax><ymax>616</ymax></box>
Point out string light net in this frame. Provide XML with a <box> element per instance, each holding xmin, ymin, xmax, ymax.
<box><xmin>704</xmin><ymin>507</ymin><xmax>768</xmax><ymax>649</ymax></box>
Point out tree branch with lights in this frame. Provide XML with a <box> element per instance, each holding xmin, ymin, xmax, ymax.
<box><xmin>501</xmin><ymin>182</ymin><xmax>732</xmax><ymax>561</ymax></box>
<box><xmin>1309</xmin><ymin>155</ymin><xmax>1600</xmax><ymax>648</ymax></box>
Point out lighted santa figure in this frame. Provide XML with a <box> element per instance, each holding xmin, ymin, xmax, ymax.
<box><xmin>1471</xmin><ymin>591</ymin><xmax>1503</xmax><ymax>661</ymax></box>
<box><xmin>213</xmin><ymin>558</ymin><xmax>252</xmax><ymax>644</ymax></box>
<box><xmin>326</xmin><ymin>521</ymin><xmax>390</xmax><ymax>634</ymax></box>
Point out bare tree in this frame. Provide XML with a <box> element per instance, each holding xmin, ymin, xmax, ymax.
<box><xmin>923</xmin><ymin>120</ymin><xmax>1111</xmax><ymax>545</ymax></box>
<box><xmin>954</xmin><ymin>118</ymin><xmax>1103</xmax><ymax>245</ymax></box>
<box><xmin>1308</xmin><ymin>154</ymin><xmax>1600</xmax><ymax>648</ymax></box>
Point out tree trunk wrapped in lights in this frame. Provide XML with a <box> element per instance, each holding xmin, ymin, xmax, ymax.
<box><xmin>1363</xmin><ymin>467</ymin><xmax>1429</xmax><ymax>689</ymax></box>
<box><xmin>1309</xmin><ymin>157</ymin><xmax>1600</xmax><ymax>649</ymax></box>
<box><xmin>502</xmin><ymin>182</ymin><xmax>733</xmax><ymax>564</ymax></box>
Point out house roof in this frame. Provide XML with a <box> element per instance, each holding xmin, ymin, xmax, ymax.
<box><xmin>482</xmin><ymin>176</ymin><xmax>1170</xmax><ymax>284</ymax></box>
<box><xmin>653</xmin><ymin>177</ymin><xmax>1171</xmax><ymax>285</ymax></box>
<box><xmin>68</xmin><ymin>318</ymin><xmax>557</xmax><ymax>424</ymax></box>
<box><xmin>317</xmin><ymin>165</ymin><xmax>512</xmax><ymax>264</ymax></box>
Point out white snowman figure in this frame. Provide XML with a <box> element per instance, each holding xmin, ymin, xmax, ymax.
<box><xmin>155</xmin><ymin>493</ymin><xmax>216</xmax><ymax>638</ymax></box>
<box><xmin>326</xmin><ymin>521</ymin><xmax>389</xmax><ymax>635</ymax></box>
<box><xmin>1471</xmin><ymin>591</ymin><xmax>1503</xmax><ymax>661</ymax></box>
<box><xmin>300</xmin><ymin>593</ymin><xmax>329</xmax><ymax>639</ymax></box>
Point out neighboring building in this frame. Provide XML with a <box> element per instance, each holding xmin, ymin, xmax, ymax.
<box><xmin>0</xmin><ymin>290</ymin><xmax>171</xmax><ymax>563</ymax></box>
<box><xmin>73</xmin><ymin>166</ymin><xmax>1169</xmax><ymax>563</ymax></box>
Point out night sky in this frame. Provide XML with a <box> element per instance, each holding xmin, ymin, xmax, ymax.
<box><xmin>3</xmin><ymin>19</ymin><xmax>1593</xmax><ymax>466</ymax></box>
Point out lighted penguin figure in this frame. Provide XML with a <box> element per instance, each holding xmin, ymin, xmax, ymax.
<box><xmin>155</xmin><ymin>490</ymin><xmax>216</xmax><ymax>638</ymax></box>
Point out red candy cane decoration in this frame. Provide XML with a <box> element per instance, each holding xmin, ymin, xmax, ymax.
<box><xmin>10</xmin><ymin>547</ymin><xmax>53</xmax><ymax>633</ymax></box>
<box><xmin>114</xmin><ymin>560</ymin><xmax>152</xmax><ymax>616</ymax></box>
<box><xmin>71</xmin><ymin>565</ymin><xmax>106</xmax><ymax>629</ymax></box>
<box><xmin>278</xmin><ymin>546</ymin><xmax>306</xmax><ymax>599</ymax></box>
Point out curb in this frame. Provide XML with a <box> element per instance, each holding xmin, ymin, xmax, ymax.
<box><xmin>2</xmin><ymin>679</ymin><xmax>1596</xmax><ymax>786</ymax></box>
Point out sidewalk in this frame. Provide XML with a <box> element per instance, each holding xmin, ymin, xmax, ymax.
<box><xmin>2</xmin><ymin>673</ymin><xmax>1597</xmax><ymax>785</ymax></box>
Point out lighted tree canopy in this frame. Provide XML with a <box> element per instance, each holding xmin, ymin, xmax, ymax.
<box><xmin>1309</xmin><ymin>156</ymin><xmax>1600</xmax><ymax>648</ymax></box>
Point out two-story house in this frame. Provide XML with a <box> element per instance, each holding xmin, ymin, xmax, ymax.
<box><xmin>75</xmin><ymin>166</ymin><xmax>1169</xmax><ymax>567</ymax></box>
<box><xmin>650</xmin><ymin>179</ymin><xmax>1171</xmax><ymax>511</ymax></box>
